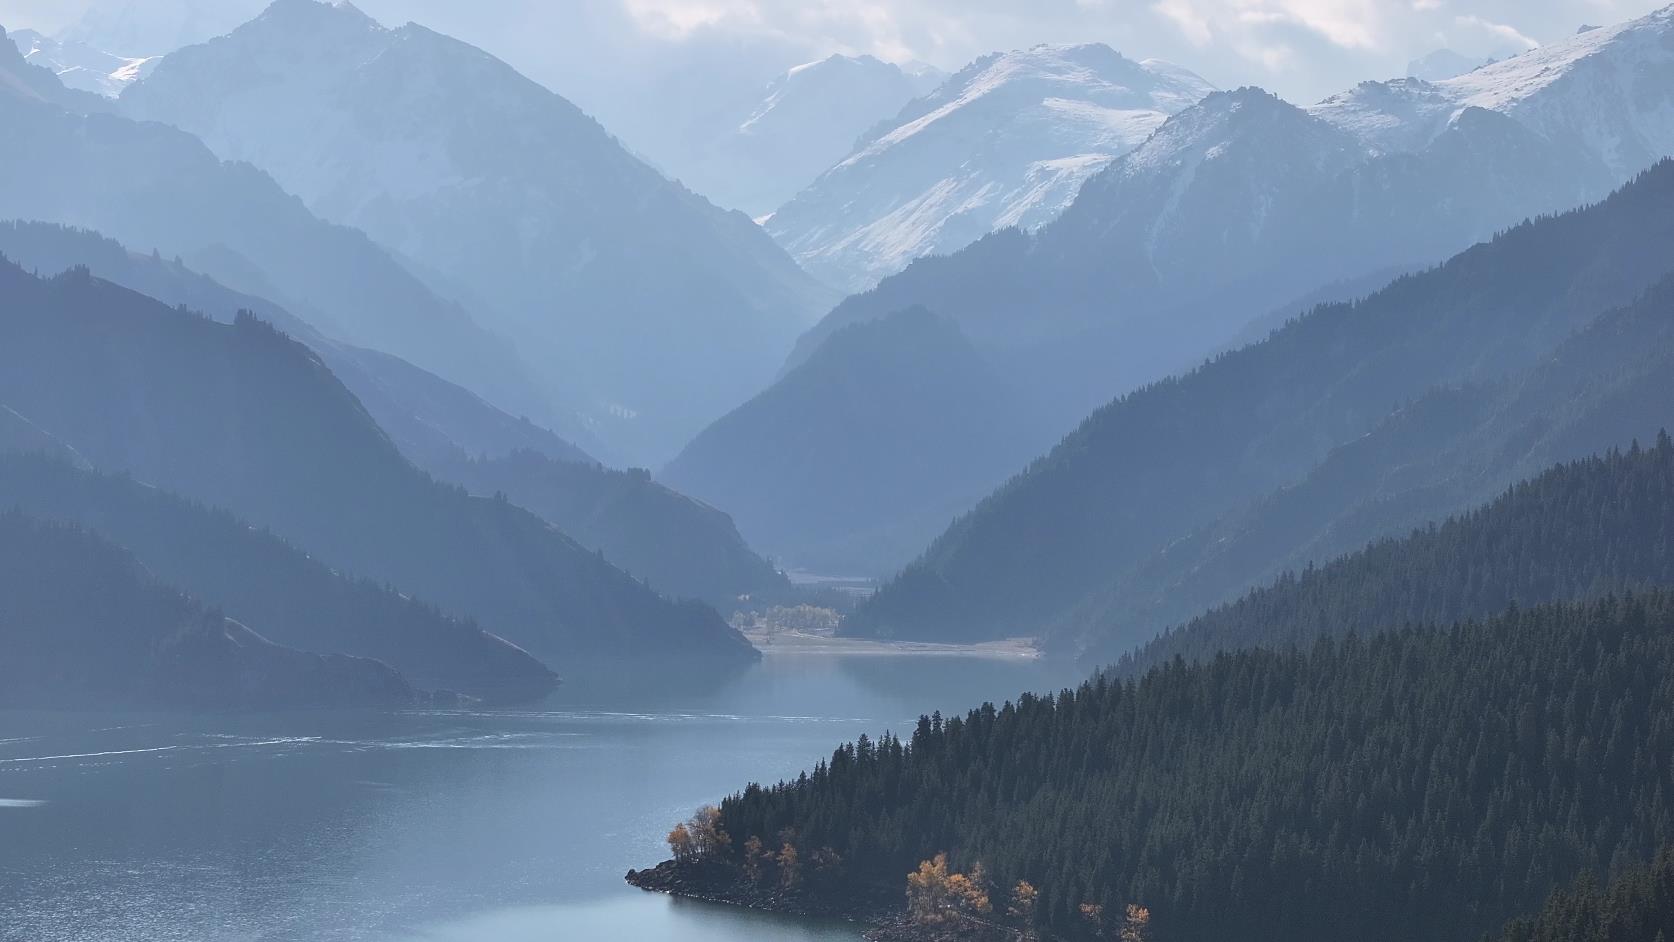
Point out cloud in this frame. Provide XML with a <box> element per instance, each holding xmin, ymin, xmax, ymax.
<box><xmin>1454</xmin><ymin>13</ymin><xmax>1541</xmax><ymax>47</ymax></box>
<box><xmin>12</xmin><ymin>0</ymin><xmax>1670</xmax><ymax>109</ymax></box>
<box><xmin>1154</xmin><ymin>0</ymin><xmax>1214</xmax><ymax>45</ymax></box>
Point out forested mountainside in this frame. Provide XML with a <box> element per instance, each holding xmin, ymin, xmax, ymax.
<box><xmin>0</xmin><ymin>221</ymin><xmax>786</xmax><ymax>618</ymax></box>
<box><xmin>440</xmin><ymin>451</ymin><xmax>787</xmax><ymax>609</ymax></box>
<box><xmin>0</xmin><ymin>512</ymin><xmax>416</xmax><ymax>710</ymax></box>
<box><xmin>1116</xmin><ymin>436</ymin><xmax>1674</xmax><ymax>677</ymax></box>
<box><xmin>1489</xmin><ymin>846</ymin><xmax>1674</xmax><ymax>942</ymax></box>
<box><xmin>0</xmin><ymin>261</ymin><xmax>756</xmax><ymax>666</ymax></box>
<box><xmin>0</xmin><ymin>453</ymin><xmax>556</xmax><ymax>701</ymax></box>
<box><xmin>676</xmin><ymin>592</ymin><xmax>1674</xmax><ymax>942</ymax></box>
<box><xmin>1062</xmin><ymin>265</ymin><xmax>1674</xmax><ymax>663</ymax></box>
<box><xmin>122</xmin><ymin>0</ymin><xmax>836</xmax><ymax>462</ymax></box>
<box><xmin>846</xmin><ymin>160</ymin><xmax>1674</xmax><ymax>644</ymax></box>
<box><xmin>0</xmin><ymin>30</ymin><xmax>554</xmax><ymax>428</ymax></box>
<box><xmin>0</xmin><ymin>220</ymin><xmax>597</xmax><ymax>467</ymax></box>
<box><xmin>664</xmin><ymin>308</ymin><xmax>1057</xmax><ymax>574</ymax></box>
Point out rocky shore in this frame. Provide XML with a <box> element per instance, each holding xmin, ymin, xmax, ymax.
<box><xmin>625</xmin><ymin>860</ymin><xmax>1024</xmax><ymax>941</ymax></box>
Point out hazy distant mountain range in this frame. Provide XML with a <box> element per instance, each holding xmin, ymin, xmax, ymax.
<box><xmin>663</xmin><ymin>53</ymin><xmax>944</xmax><ymax>218</ymax></box>
<box><xmin>663</xmin><ymin>307</ymin><xmax>1058</xmax><ymax>574</ymax></box>
<box><xmin>120</xmin><ymin>0</ymin><xmax>836</xmax><ymax>464</ymax></box>
<box><xmin>848</xmin><ymin>156</ymin><xmax>1674</xmax><ymax>650</ymax></box>
<box><xmin>7</xmin><ymin>27</ymin><xmax>155</xmax><ymax>96</ymax></box>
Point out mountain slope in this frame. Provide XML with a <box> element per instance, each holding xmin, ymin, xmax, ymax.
<box><xmin>8</xmin><ymin>28</ymin><xmax>157</xmax><ymax>97</ymax></box>
<box><xmin>439</xmin><ymin>451</ymin><xmax>788</xmax><ymax>608</ymax></box>
<box><xmin>672</xmin><ymin>53</ymin><xmax>942</xmax><ymax>217</ymax></box>
<box><xmin>0</xmin><ymin>28</ymin><xmax>553</xmax><ymax>430</ymax></box>
<box><xmin>0</xmin><ymin>260</ymin><xmax>756</xmax><ymax>667</ymax></box>
<box><xmin>785</xmin><ymin>6</ymin><xmax>1674</xmax><ymax>444</ymax></box>
<box><xmin>0</xmin><ymin>452</ymin><xmax>557</xmax><ymax>701</ymax></box>
<box><xmin>790</xmin><ymin>87</ymin><xmax>1611</xmax><ymax>427</ymax></box>
<box><xmin>1120</xmin><ymin>435</ymin><xmax>1674</xmax><ymax>676</ymax></box>
<box><xmin>0</xmin><ymin>511</ymin><xmax>416</xmax><ymax>710</ymax></box>
<box><xmin>0</xmin><ymin>220</ymin><xmax>597</xmax><ymax>469</ymax></box>
<box><xmin>767</xmin><ymin>44</ymin><xmax>1214</xmax><ymax>292</ymax></box>
<box><xmin>1065</xmin><ymin>264</ymin><xmax>1674</xmax><ymax>663</ymax></box>
<box><xmin>846</xmin><ymin>160</ymin><xmax>1674</xmax><ymax>642</ymax></box>
<box><xmin>122</xmin><ymin>0</ymin><xmax>835</xmax><ymax>462</ymax></box>
<box><xmin>670</xmin><ymin>591</ymin><xmax>1674</xmax><ymax>942</ymax></box>
<box><xmin>663</xmin><ymin>308</ymin><xmax>1057</xmax><ymax>574</ymax></box>
<box><xmin>1317</xmin><ymin>5</ymin><xmax>1674</xmax><ymax>178</ymax></box>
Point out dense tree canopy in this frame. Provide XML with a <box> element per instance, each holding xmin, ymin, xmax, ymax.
<box><xmin>721</xmin><ymin>591</ymin><xmax>1674</xmax><ymax>941</ymax></box>
<box><xmin>1118</xmin><ymin>433</ymin><xmax>1674</xmax><ymax>676</ymax></box>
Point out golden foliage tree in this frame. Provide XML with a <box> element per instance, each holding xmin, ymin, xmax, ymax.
<box><xmin>906</xmin><ymin>853</ymin><xmax>992</xmax><ymax>926</ymax></box>
<box><xmin>778</xmin><ymin>841</ymin><xmax>800</xmax><ymax>889</ymax></box>
<box><xmin>686</xmin><ymin>805</ymin><xmax>730</xmax><ymax>859</ymax></box>
<box><xmin>1008</xmin><ymin>880</ymin><xmax>1038</xmax><ymax>921</ymax></box>
<box><xmin>1121</xmin><ymin>904</ymin><xmax>1151</xmax><ymax>942</ymax></box>
<box><xmin>743</xmin><ymin>836</ymin><xmax>766</xmax><ymax>883</ymax></box>
<box><xmin>666</xmin><ymin>823</ymin><xmax>695</xmax><ymax>863</ymax></box>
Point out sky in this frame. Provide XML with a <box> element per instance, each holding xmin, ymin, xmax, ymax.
<box><xmin>2</xmin><ymin>0</ymin><xmax>1668</xmax><ymax>124</ymax></box>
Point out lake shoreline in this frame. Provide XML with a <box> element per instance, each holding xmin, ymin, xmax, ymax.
<box><xmin>742</xmin><ymin>629</ymin><xmax>1039</xmax><ymax>660</ymax></box>
<box><xmin>626</xmin><ymin>860</ymin><xmax>1023</xmax><ymax>941</ymax></box>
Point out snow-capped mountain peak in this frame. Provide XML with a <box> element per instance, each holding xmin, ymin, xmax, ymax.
<box><xmin>767</xmin><ymin>43</ymin><xmax>1216</xmax><ymax>292</ymax></box>
<box><xmin>7</xmin><ymin>28</ymin><xmax>158</xmax><ymax>98</ymax></box>
<box><xmin>1314</xmin><ymin>4</ymin><xmax>1674</xmax><ymax>176</ymax></box>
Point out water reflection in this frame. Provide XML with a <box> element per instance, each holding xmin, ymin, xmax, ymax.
<box><xmin>0</xmin><ymin>655</ymin><xmax>1082</xmax><ymax>942</ymax></box>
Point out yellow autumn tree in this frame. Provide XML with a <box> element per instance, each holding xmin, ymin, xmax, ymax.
<box><xmin>778</xmin><ymin>841</ymin><xmax>800</xmax><ymax>889</ymax></box>
<box><xmin>1008</xmin><ymin>880</ymin><xmax>1038</xmax><ymax>921</ymax></box>
<box><xmin>906</xmin><ymin>853</ymin><xmax>992</xmax><ymax>925</ymax></box>
<box><xmin>666</xmin><ymin>823</ymin><xmax>695</xmax><ymax>863</ymax></box>
<box><xmin>686</xmin><ymin>806</ymin><xmax>730</xmax><ymax>859</ymax></box>
<box><xmin>743</xmin><ymin>836</ymin><xmax>765</xmax><ymax>883</ymax></box>
<box><xmin>1121</xmin><ymin>904</ymin><xmax>1151</xmax><ymax>942</ymax></box>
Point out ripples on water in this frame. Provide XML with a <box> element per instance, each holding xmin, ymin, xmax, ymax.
<box><xmin>0</xmin><ymin>655</ymin><xmax>1080</xmax><ymax>942</ymax></box>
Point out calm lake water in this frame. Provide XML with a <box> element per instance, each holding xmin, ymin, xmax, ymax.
<box><xmin>0</xmin><ymin>654</ymin><xmax>1080</xmax><ymax>942</ymax></box>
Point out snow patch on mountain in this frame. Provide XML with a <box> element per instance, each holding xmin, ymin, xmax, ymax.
<box><xmin>8</xmin><ymin>28</ymin><xmax>157</xmax><ymax>97</ymax></box>
<box><xmin>1314</xmin><ymin>4</ymin><xmax>1674</xmax><ymax>176</ymax></box>
<box><xmin>769</xmin><ymin>43</ymin><xmax>1215</xmax><ymax>292</ymax></box>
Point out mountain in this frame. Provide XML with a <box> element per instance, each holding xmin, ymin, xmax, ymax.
<box><xmin>0</xmin><ymin>260</ymin><xmax>757</xmax><ymax>667</ymax></box>
<box><xmin>792</xmin><ymin>87</ymin><xmax>1612</xmax><ymax>430</ymax></box>
<box><xmin>669</xmin><ymin>54</ymin><xmax>943</xmax><ymax>217</ymax></box>
<box><xmin>845</xmin><ymin>159</ymin><xmax>1674</xmax><ymax>643</ymax></box>
<box><xmin>439</xmin><ymin>451</ymin><xmax>788</xmax><ymax>609</ymax></box>
<box><xmin>651</xmin><ymin>591</ymin><xmax>1674</xmax><ymax>942</ymax></box>
<box><xmin>0</xmin><ymin>29</ymin><xmax>555</xmax><ymax>431</ymax></box>
<box><xmin>0</xmin><ymin>220</ymin><xmax>597</xmax><ymax>468</ymax></box>
<box><xmin>1318</xmin><ymin>6</ymin><xmax>1674</xmax><ymax>178</ymax></box>
<box><xmin>786</xmin><ymin>6</ymin><xmax>1674</xmax><ymax>448</ymax></box>
<box><xmin>0</xmin><ymin>511</ymin><xmax>416</xmax><ymax>711</ymax></box>
<box><xmin>121</xmin><ymin>0</ymin><xmax>836</xmax><ymax>463</ymax></box>
<box><xmin>1117</xmin><ymin>436</ymin><xmax>1674</xmax><ymax>676</ymax></box>
<box><xmin>662</xmin><ymin>308</ymin><xmax>1057</xmax><ymax>575</ymax></box>
<box><xmin>0</xmin><ymin>452</ymin><xmax>557</xmax><ymax>702</ymax></box>
<box><xmin>0</xmin><ymin>221</ymin><xmax>797</xmax><ymax>609</ymax></box>
<box><xmin>766</xmin><ymin>44</ymin><xmax>1215</xmax><ymax>292</ymax></box>
<box><xmin>1064</xmin><ymin>264</ymin><xmax>1674</xmax><ymax>664</ymax></box>
<box><xmin>8</xmin><ymin>28</ymin><xmax>157</xmax><ymax>97</ymax></box>
<box><xmin>1406</xmin><ymin>48</ymin><xmax>1487</xmax><ymax>81</ymax></box>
